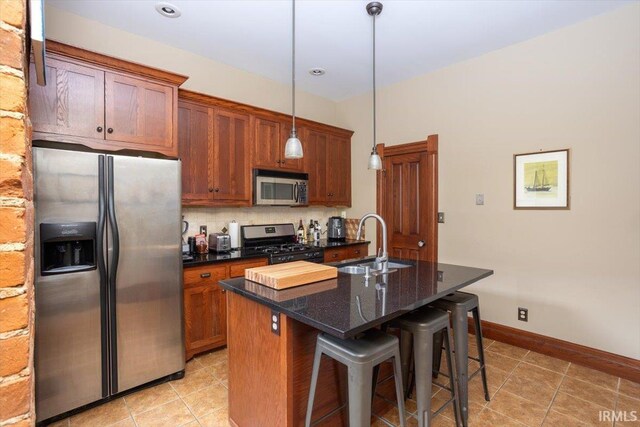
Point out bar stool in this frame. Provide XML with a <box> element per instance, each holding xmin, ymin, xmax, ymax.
<box><xmin>305</xmin><ymin>329</ymin><xmax>406</xmax><ymax>427</ymax></box>
<box><xmin>393</xmin><ymin>307</ymin><xmax>460</xmax><ymax>427</ymax></box>
<box><xmin>431</xmin><ymin>292</ymin><xmax>489</xmax><ymax>427</ymax></box>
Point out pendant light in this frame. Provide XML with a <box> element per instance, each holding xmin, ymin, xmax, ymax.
<box><xmin>367</xmin><ymin>2</ymin><xmax>383</xmax><ymax>170</ymax></box>
<box><xmin>284</xmin><ymin>0</ymin><xmax>303</xmax><ymax>159</ymax></box>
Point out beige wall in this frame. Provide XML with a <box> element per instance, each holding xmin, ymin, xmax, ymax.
<box><xmin>338</xmin><ymin>3</ymin><xmax>640</xmax><ymax>359</ymax></box>
<box><xmin>44</xmin><ymin>5</ymin><xmax>339</xmax><ymax>127</ymax></box>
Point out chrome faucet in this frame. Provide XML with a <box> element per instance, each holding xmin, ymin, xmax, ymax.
<box><xmin>356</xmin><ymin>213</ymin><xmax>389</xmax><ymax>274</ymax></box>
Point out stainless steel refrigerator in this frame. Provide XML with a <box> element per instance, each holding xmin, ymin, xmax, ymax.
<box><xmin>34</xmin><ymin>147</ymin><xmax>184</xmax><ymax>422</ymax></box>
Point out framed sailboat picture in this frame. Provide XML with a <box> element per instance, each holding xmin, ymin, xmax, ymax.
<box><xmin>514</xmin><ymin>149</ymin><xmax>570</xmax><ymax>209</ymax></box>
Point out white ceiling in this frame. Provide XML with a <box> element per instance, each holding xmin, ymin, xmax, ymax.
<box><xmin>48</xmin><ymin>0</ymin><xmax>630</xmax><ymax>101</ymax></box>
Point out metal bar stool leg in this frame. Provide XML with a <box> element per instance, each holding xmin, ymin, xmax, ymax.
<box><xmin>473</xmin><ymin>306</ymin><xmax>490</xmax><ymax>401</ymax></box>
<box><xmin>392</xmin><ymin>347</ymin><xmax>407</xmax><ymax>427</ymax></box>
<box><xmin>347</xmin><ymin>362</ymin><xmax>374</xmax><ymax>427</ymax></box>
<box><xmin>451</xmin><ymin>306</ymin><xmax>469</xmax><ymax>427</ymax></box>
<box><xmin>413</xmin><ymin>330</ymin><xmax>432</xmax><ymax>427</ymax></box>
<box><xmin>432</xmin><ymin>330</ymin><xmax>444</xmax><ymax>378</ymax></box>
<box><xmin>400</xmin><ymin>328</ymin><xmax>413</xmax><ymax>399</ymax></box>
<box><xmin>443</xmin><ymin>325</ymin><xmax>461</xmax><ymax>427</ymax></box>
<box><xmin>305</xmin><ymin>345</ymin><xmax>323</xmax><ymax>427</ymax></box>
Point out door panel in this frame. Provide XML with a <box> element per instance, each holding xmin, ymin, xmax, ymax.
<box><xmin>379</xmin><ymin>144</ymin><xmax>438</xmax><ymax>262</ymax></box>
<box><xmin>33</xmin><ymin>148</ymin><xmax>104</xmax><ymax>421</ymax></box>
<box><xmin>29</xmin><ymin>57</ymin><xmax>105</xmax><ymax>139</ymax></box>
<box><xmin>105</xmin><ymin>73</ymin><xmax>173</xmax><ymax>149</ymax></box>
<box><xmin>110</xmin><ymin>155</ymin><xmax>183</xmax><ymax>393</ymax></box>
<box><xmin>178</xmin><ymin>102</ymin><xmax>212</xmax><ymax>201</ymax></box>
<box><xmin>212</xmin><ymin>109</ymin><xmax>250</xmax><ymax>201</ymax></box>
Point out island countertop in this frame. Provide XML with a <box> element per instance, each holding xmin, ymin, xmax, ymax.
<box><xmin>219</xmin><ymin>257</ymin><xmax>493</xmax><ymax>339</ymax></box>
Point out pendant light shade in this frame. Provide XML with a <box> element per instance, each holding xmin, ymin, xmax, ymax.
<box><xmin>367</xmin><ymin>2</ymin><xmax>383</xmax><ymax>170</ymax></box>
<box><xmin>285</xmin><ymin>0</ymin><xmax>303</xmax><ymax>159</ymax></box>
<box><xmin>285</xmin><ymin>129</ymin><xmax>303</xmax><ymax>159</ymax></box>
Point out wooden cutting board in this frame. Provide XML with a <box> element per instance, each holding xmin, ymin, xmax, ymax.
<box><xmin>244</xmin><ymin>261</ymin><xmax>338</xmax><ymax>290</ymax></box>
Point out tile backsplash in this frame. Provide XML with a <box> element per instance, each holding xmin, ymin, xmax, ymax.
<box><xmin>182</xmin><ymin>206</ymin><xmax>341</xmax><ymax>238</ymax></box>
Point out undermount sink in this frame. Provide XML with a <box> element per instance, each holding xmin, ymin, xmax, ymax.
<box><xmin>359</xmin><ymin>261</ymin><xmax>412</xmax><ymax>270</ymax></box>
<box><xmin>337</xmin><ymin>260</ymin><xmax>413</xmax><ymax>275</ymax></box>
<box><xmin>337</xmin><ymin>266</ymin><xmax>368</xmax><ymax>275</ymax></box>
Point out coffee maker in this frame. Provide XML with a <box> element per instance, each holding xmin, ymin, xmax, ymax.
<box><xmin>327</xmin><ymin>216</ymin><xmax>346</xmax><ymax>241</ymax></box>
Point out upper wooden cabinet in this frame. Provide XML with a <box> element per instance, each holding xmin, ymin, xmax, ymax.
<box><xmin>302</xmin><ymin>128</ymin><xmax>351</xmax><ymax>207</ymax></box>
<box><xmin>28</xmin><ymin>41</ymin><xmax>187</xmax><ymax>158</ymax></box>
<box><xmin>212</xmin><ymin>108</ymin><xmax>251</xmax><ymax>202</ymax></box>
<box><xmin>178</xmin><ymin>89</ymin><xmax>353</xmax><ymax>207</ymax></box>
<box><xmin>252</xmin><ymin>118</ymin><xmax>304</xmax><ymax>172</ymax></box>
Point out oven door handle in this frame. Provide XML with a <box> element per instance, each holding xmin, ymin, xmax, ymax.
<box><xmin>294</xmin><ymin>182</ymin><xmax>299</xmax><ymax>203</ymax></box>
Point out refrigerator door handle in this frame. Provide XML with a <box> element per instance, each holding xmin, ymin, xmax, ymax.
<box><xmin>107</xmin><ymin>156</ymin><xmax>120</xmax><ymax>392</ymax></box>
<box><xmin>97</xmin><ymin>155</ymin><xmax>109</xmax><ymax>397</ymax></box>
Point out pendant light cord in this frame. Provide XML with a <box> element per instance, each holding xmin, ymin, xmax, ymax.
<box><xmin>292</xmin><ymin>0</ymin><xmax>296</xmax><ymax>132</ymax></box>
<box><xmin>372</xmin><ymin>10</ymin><xmax>376</xmax><ymax>153</ymax></box>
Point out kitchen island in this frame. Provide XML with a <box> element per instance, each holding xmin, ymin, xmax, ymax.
<box><xmin>219</xmin><ymin>258</ymin><xmax>493</xmax><ymax>427</ymax></box>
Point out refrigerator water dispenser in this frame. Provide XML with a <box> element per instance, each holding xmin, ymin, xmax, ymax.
<box><xmin>40</xmin><ymin>222</ymin><xmax>97</xmax><ymax>275</ymax></box>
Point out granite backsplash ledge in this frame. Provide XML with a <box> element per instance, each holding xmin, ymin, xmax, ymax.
<box><xmin>182</xmin><ymin>206</ymin><xmax>341</xmax><ymax>237</ymax></box>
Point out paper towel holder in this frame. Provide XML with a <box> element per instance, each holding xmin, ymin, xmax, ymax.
<box><xmin>229</xmin><ymin>220</ymin><xmax>240</xmax><ymax>250</ymax></box>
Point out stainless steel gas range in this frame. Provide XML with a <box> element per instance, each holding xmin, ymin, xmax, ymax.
<box><xmin>240</xmin><ymin>223</ymin><xmax>324</xmax><ymax>264</ymax></box>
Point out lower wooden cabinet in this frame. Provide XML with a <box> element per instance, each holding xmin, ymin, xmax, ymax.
<box><xmin>323</xmin><ymin>243</ymin><xmax>369</xmax><ymax>263</ymax></box>
<box><xmin>183</xmin><ymin>258</ymin><xmax>268</xmax><ymax>360</ymax></box>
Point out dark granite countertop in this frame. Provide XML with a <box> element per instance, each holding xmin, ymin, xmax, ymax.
<box><xmin>182</xmin><ymin>249</ymin><xmax>268</xmax><ymax>267</ymax></box>
<box><xmin>219</xmin><ymin>256</ymin><xmax>493</xmax><ymax>339</ymax></box>
<box><xmin>182</xmin><ymin>239</ymin><xmax>370</xmax><ymax>267</ymax></box>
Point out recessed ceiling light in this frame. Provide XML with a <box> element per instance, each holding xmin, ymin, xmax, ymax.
<box><xmin>309</xmin><ymin>68</ymin><xmax>326</xmax><ymax>76</ymax></box>
<box><xmin>155</xmin><ymin>2</ymin><xmax>181</xmax><ymax>18</ymax></box>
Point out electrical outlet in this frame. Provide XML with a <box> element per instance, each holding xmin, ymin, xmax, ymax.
<box><xmin>437</xmin><ymin>271</ymin><xmax>444</xmax><ymax>282</ymax></box>
<box><xmin>271</xmin><ymin>310</ymin><xmax>280</xmax><ymax>336</ymax></box>
<box><xmin>437</xmin><ymin>212</ymin><xmax>445</xmax><ymax>223</ymax></box>
<box><xmin>475</xmin><ymin>194</ymin><xmax>484</xmax><ymax>205</ymax></box>
<box><xmin>199</xmin><ymin>225</ymin><xmax>207</xmax><ymax>236</ymax></box>
<box><xmin>518</xmin><ymin>307</ymin><xmax>528</xmax><ymax>322</ymax></box>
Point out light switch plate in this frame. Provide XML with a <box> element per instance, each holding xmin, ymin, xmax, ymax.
<box><xmin>437</xmin><ymin>212</ymin><xmax>445</xmax><ymax>223</ymax></box>
<box><xmin>199</xmin><ymin>225</ymin><xmax>207</xmax><ymax>236</ymax></box>
<box><xmin>475</xmin><ymin>194</ymin><xmax>484</xmax><ymax>205</ymax></box>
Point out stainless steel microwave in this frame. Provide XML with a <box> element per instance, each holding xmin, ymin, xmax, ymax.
<box><xmin>253</xmin><ymin>169</ymin><xmax>308</xmax><ymax>206</ymax></box>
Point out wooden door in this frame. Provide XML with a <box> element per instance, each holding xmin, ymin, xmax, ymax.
<box><xmin>184</xmin><ymin>283</ymin><xmax>227</xmax><ymax>359</ymax></box>
<box><xmin>178</xmin><ymin>101</ymin><xmax>213</xmax><ymax>202</ymax></box>
<box><xmin>302</xmin><ymin>128</ymin><xmax>328</xmax><ymax>204</ymax></box>
<box><xmin>253</xmin><ymin>117</ymin><xmax>281</xmax><ymax>169</ymax></box>
<box><xmin>28</xmin><ymin>57</ymin><xmax>105</xmax><ymax>139</ymax></box>
<box><xmin>326</xmin><ymin>135</ymin><xmax>351</xmax><ymax>206</ymax></box>
<box><xmin>279</xmin><ymin>122</ymin><xmax>304</xmax><ymax>172</ymax></box>
<box><xmin>105</xmin><ymin>72</ymin><xmax>174</xmax><ymax>150</ymax></box>
<box><xmin>377</xmin><ymin>136</ymin><xmax>438</xmax><ymax>261</ymax></box>
<box><xmin>212</xmin><ymin>108</ymin><xmax>251</xmax><ymax>202</ymax></box>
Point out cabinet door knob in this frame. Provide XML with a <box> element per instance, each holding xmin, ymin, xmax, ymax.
<box><xmin>418</xmin><ymin>240</ymin><xmax>425</xmax><ymax>248</ymax></box>
<box><xmin>107</xmin><ymin>128</ymin><xmax>114</xmax><ymax>134</ymax></box>
<box><xmin>200</xmin><ymin>272</ymin><xmax>211</xmax><ymax>278</ymax></box>
<box><xmin>332</xmin><ymin>253</ymin><xmax>338</xmax><ymax>258</ymax></box>
<box><xmin>96</xmin><ymin>126</ymin><xmax>103</xmax><ymax>133</ymax></box>
<box><xmin>215</xmin><ymin>188</ymin><xmax>220</xmax><ymax>193</ymax></box>
<box><xmin>221</xmin><ymin>289</ymin><xmax>226</xmax><ymax>293</ymax></box>
<box><xmin>276</xmin><ymin>160</ymin><xmax>281</xmax><ymax>164</ymax></box>
<box><xmin>208</xmin><ymin>188</ymin><xmax>214</xmax><ymax>192</ymax></box>
<box><xmin>355</xmin><ymin>250</ymin><xmax>361</xmax><ymax>254</ymax></box>
<box><xmin>281</xmin><ymin>160</ymin><xmax>286</xmax><ymax>164</ymax></box>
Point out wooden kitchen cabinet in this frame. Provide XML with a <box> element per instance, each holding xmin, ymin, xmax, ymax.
<box><xmin>28</xmin><ymin>41</ymin><xmax>186</xmax><ymax>157</ymax></box>
<box><xmin>104</xmin><ymin>72</ymin><xmax>174</xmax><ymax>152</ymax></box>
<box><xmin>29</xmin><ymin>56</ymin><xmax>105</xmax><ymax>139</ymax></box>
<box><xmin>252</xmin><ymin>118</ymin><xmax>304</xmax><ymax>172</ymax></box>
<box><xmin>212</xmin><ymin>108</ymin><xmax>251</xmax><ymax>202</ymax></box>
<box><xmin>302</xmin><ymin>128</ymin><xmax>328</xmax><ymax>204</ymax></box>
<box><xmin>323</xmin><ymin>243</ymin><xmax>369</xmax><ymax>263</ymax></box>
<box><xmin>183</xmin><ymin>258</ymin><xmax>268</xmax><ymax>359</ymax></box>
<box><xmin>178</xmin><ymin>101</ymin><xmax>213</xmax><ymax>201</ymax></box>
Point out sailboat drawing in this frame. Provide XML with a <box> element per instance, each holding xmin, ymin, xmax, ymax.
<box><xmin>525</xmin><ymin>168</ymin><xmax>552</xmax><ymax>192</ymax></box>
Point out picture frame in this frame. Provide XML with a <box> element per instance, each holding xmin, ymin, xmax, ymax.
<box><xmin>514</xmin><ymin>149</ymin><xmax>570</xmax><ymax>210</ymax></box>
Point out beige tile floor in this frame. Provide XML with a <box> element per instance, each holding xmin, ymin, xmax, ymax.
<box><xmin>48</xmin><ymin>336</ymin><xmax>640</xmax><ymax>427</ymax></box>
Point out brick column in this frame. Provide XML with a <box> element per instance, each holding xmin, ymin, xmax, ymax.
<box><xmin>0</xmin><ymin>0</ymin><xmax>35</xmax><ymax>425</ymax></box>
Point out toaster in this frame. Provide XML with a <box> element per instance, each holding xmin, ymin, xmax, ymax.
<box><xmin>208</xmin><ymin>233</ymin><xmax>231</xmax><ymax>253</ymax></box>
